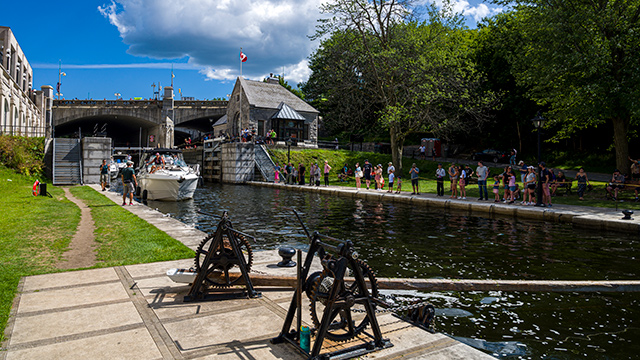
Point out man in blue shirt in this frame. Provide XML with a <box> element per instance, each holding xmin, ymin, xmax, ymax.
<box><xmin>410</xmin><ymin>163</ymin><xmax>420</xmax><ymax>195</ymax></box>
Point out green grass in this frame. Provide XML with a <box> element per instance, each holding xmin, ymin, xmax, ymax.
<box><xmin>0</xmin><ymin>166</ymin><xmax>80</xmax><ymax>341</ymax></box>
<box><xmin>69</xmin><ymin>186</ymin><xmax>194</xmax><ymax>266</ymax></box>
<box><xmin>270</xmin><ymin>148</ymin><xmax>639</xmax><ymax>211</ymax></box>
<box><xmin>0</xmin><ymin>168</ymin><xmax>194</xmax><ymax>342</ymax></box>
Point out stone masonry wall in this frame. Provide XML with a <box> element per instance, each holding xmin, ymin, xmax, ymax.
<box><xmin>82</xmin><ymin>137</ymin><xmax>111</xmax><ymax>184</ymax></box>
<box><xmin>221</xmin><ymin>142</ymin><xmax>254</xmax><ymax>183</ymax></box>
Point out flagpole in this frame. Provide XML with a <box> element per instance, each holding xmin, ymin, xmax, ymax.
<box><xmin>240</xmin><ymin>47</ymin><xmax>243</xmax><ymax>77</ymax></box>
<box><xmin>171</xmin><ymin>64</ymin><xmax>174</xmax><ymax>88</ymax></box>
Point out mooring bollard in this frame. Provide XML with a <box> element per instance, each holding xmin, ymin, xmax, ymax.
<box><xmin>277</xmin><ymin>247</ymin><xmax>296</xmax><ymax>267</ymax></box>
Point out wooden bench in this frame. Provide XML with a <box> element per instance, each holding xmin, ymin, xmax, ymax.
<box><xmin>606</xmin><ymin>181</ymin><xmax>640</xmax><ymax>200</ymax></box>
<box><xmin>551</xmin><ymin>180</ymin><xmax>573</xmax><ymax>196</ymax></box>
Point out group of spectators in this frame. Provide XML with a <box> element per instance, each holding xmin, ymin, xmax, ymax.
<box><xmin>271</xmin><ymin>155</ymin><xmax>640</xmax><ymax>203</ymax></box>
<box><xmin>605</xmin><ymin>156</ymin><xmax>640</xmax><ymax>200</ymax></box>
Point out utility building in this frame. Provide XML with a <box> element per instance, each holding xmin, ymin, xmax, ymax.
<box><xmin>225</xmin><ymin>77</ymin><xmax>318</xmax><ymax>145</ymax></box>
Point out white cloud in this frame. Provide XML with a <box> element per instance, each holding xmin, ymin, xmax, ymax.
<box><xmin>428</xmin><ymin>0</ymin><xmax>502</xmax><ymax>23</ymax></box>
<box><xmin>98</xmin><ymin>0</ymin><xmax>325</xmax><ymax>82</ymax></box>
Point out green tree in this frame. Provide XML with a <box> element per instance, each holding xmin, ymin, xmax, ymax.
<box><xmin>502</xmin><ymin>0</ymin><xmax>640</xmax><ymax>171</ymax></box>
<box><xmin>309</xmin><ymin>0</ymin><xmax>495</xmax><ymax>171</ymax></box>
<box><xmin>264</xmin><ymin>75</ymin><xmax>306</xmax><ymax>100</ymax></box>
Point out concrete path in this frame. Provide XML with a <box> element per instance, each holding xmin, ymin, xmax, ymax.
<box><xmin>250</xmin><ymin>182</ymin><xmax>640</xmax><ymax>234</ymax></box>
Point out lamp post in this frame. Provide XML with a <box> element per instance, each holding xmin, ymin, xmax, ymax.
<box><xmin>114</xmin><ymin>93</ymin><xmax>121</xmax><ymax>100</ymax></box>
<box><xmin>56</xmin><ymin>60</ymin><xmax>66</xmax><ymax>100</ymax></box>
<box><xmin>286</xmin><ymin>137</ymin><xmax>292</xmax><ymax>164</ymax></box>
<box><xmin>531</xmin><ymin>113</ymin><xmax>546</xmax><ymax>206</ymax></box>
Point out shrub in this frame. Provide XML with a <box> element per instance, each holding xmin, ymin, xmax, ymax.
<box><xmin>0</xmin><ymin>135</ymin><xmax>45</xmax><ymax>176</ymax></box>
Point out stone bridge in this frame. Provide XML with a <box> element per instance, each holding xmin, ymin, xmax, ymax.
<box><xmin>52</xmin><ymin>87</ymin><xmax>227</xmax><ymax>147</ymax></box>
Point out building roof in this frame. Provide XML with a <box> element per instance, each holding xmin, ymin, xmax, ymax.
<box><xmin>213</xmin><ymin>114</ymin><xmax>227</xmax><ymax>126</ymax></box>
<box><xmin>271</xmin><ymin>102</ymin><xmax>306</xmax><ymax>121</ymax></box>
<box><xmin>239</xmin><ymin>77</ymin><xmax>318</xmax><ymax>114</ymax></box>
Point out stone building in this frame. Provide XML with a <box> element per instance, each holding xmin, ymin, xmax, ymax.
<box><xmin>225</xmin><ymin>77</ymin><xmax>318</xmax><ymax>145</ymax></box>
<box><xmin>0</xmin><ymin>26</ymin><xmax>51</xmax><ymax>137</ymax></box>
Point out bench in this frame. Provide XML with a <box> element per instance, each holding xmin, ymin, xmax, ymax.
<box><xmin>551</xmin><ymin>180</ymin><xmax>573</xmax><ymax>196</ymax></box>
<box><xmin>605</xmin><ymin>181</ymin><xmax>640</xmax><ymax>200</ymax></box>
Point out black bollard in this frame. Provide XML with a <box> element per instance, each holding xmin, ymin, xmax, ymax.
<box><xmin>277</xmin><ymin>247</ymin><xmax>297</xmax><ymax>267</ymax></box>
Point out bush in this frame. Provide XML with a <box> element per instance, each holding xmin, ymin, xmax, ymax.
<box><xmin>0</xmin><ymin>135</ymin><xmax>45</xmax><ymax>176</ymax></box>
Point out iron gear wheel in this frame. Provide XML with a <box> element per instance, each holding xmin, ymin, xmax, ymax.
<box><xmin>308</xmin><ymin>259</ymin><xmax>378</xmax><ymax>342</ymax></box>
<box><xmin>194</xmin><ymin>232</ymin><xmax>253</xmax><ymax>288</ymax></box>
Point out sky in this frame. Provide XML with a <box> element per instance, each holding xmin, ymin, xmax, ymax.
<box><xmin>1</xmin><ymin>0</ymin><xmax>502</xmax><ymax>101</ymax></box>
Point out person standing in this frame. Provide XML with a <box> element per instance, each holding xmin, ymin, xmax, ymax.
<box><xmin>100</xmin><ymin>159</ymin><xmax>110</xmax><ymax>191</ymax></box>
<box><xmin>323</xmin><ymin>160</ymin><xmax>331</xmax><ymax>186</ymax></box>
<box><xmin>274</xmin><ymin>163</ymin><xmax>281</xmax><ymax>183</ymax></box>
<box><xmin>363</xmin><ymin>160</ymin><xmax>373</xmax><ymax>190</ymax></box>
<box><xmin>435</xmin><ymin>163</ymin><xmax>446</xmax><ymax>196</ymax></box>
<box><xmin>518</xmin><ymin>160</ymin><xmax>527</xmax><ymax>186</ymax></box>
<box><xmin>458</xmin><ymin>165</ymin><xmax>467</xmax><ymax>199</ymax></box>
<box><xmin>509</xmin><ymin>149</ymin><xmax>517</xmax><ymax>166</ymax></box>
<box><xmin>410</xmin><ymin>163</ymin><xmax>420</xmax><ymax>195</ymax></box>
<box><xmin>629</xmin><ymin>156</ymin><xmax>640</xmax><ymax>182</ymax></box>
<box><xmin>355</xmin><ymin>162</ymin><xmax>363</xmax><ymax>189</ymax></box>
<box><xmin>121</xmin><ymin>161</ymin><xmax>137</xmax><ymax>206</ymax></box>
<box><xmin>575</xmin><ymin>167</ymin><xmax>590</xmax><ymax>200</ymax></box>
<box><xmin>448</xmin><ymin>164</ymin><xmax>459</xmax><ymax>199</ymax></box>
<box><xmin>431</xmin><ymin>147</ymin><xmax>437</xmax><ymax>161</ymax></box>
<box><xmin>507</xmin><ymin>169</ymin><xmax>517</xmax><ymax>204</ymax></box>
<box><xmin>298</xmin><ymin>163</ymin><xmax>306</xmax><ymax>185</ymax></box>
<box><xmin>523</xmin><ymin>166</ymin><xmax>537</xmax><ymax>205</ymax></box>
<box><xmin>387</xmin><ymin>162</ymin><xmax>395</xmax><ymax>192</ymax></box>
<box><xmin>476</xmin><ymin>161</ymin><xmax>489</xmax><ymax>201</ymax></box>
<box><xmin>374</xmin><ymin>164</ymin><xmax>382</xmax><ymax>190</ymax></box>
<box><xmin>419</xmin><ymin>144</ymin><xmax>426</xmax><ymax>160</ymax></box>
<box><xmin>539</xmin><ymin>162</ymin><xmax>552</xmax><ymax>206</ymax></box>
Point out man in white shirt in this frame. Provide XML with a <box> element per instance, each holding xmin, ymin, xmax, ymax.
<box><xmin>435</xmin><ymin>163</ymin><xmax>446</xmax><ymax>196</ymax></box>
<box><xmin>476</xmin><ymin>161</ymin><xmax>489</xmax><ymax>201</ymax></box>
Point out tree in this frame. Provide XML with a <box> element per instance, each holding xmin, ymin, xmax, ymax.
<box><xmin>501</xmin><ymin>0</ymin><xmax>640</xmax><ymax>171</ymax></box>
<box><xmin>264</xmin><ymin>75</ymin><xmax>305</xmax><ymax>99</ymax></box>
<box><xmin>309</xmin><ymin>0</ymin><xmax>495</xmax><ymax>171</ymax></box>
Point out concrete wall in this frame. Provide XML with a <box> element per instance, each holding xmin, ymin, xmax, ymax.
<box><xmin>82</xmin><ymin>137</ymin><xmax>111</xmax><ymax>184</ymax></box>
<box><xmin>221</xmin><ymin>142</ymin><xmax>254</xmax><ymax>183</ymax></box>
<box><xmin>182</xmin><ymin>148</ymin><xmax>203</xmax><ymax>166</ymax></box>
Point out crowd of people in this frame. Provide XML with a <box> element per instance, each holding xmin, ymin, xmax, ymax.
<box><xmin>271</xmin><ymin>155</ymin><xmax>640</xmax><ymax>203</ymax></box>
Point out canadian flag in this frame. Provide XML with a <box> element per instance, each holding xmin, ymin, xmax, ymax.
<box><xmin>240</xmin><ymin>51</ymin><xmax>247</xmax><ymax>63</ymax></box>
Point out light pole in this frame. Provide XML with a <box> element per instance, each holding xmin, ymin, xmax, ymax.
<box><xmin>57</xmin><ymin>60</ymin><xmax>66</xmax><ymax>100</ymax></box>
<box><xmin>531</xmin><ymin>113</ymin><xmax>546</xmax><ymax>206</ymax></box>
<box><xmin>286</xmin><ymin>137</ymin><xmax>292</xmax><ymax>164</ymax></box>
<box><xmin>114</xmin><ymin>93</ymin><xmax>121</xmax><ymax>100</ymax></box>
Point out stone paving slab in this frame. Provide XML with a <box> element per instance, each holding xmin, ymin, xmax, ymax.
<box><xmin>3</xmin><ymin>258</ymin><xmax>495</xmax><ymax>360</ymax></box>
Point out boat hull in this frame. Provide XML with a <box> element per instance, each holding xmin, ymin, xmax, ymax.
<box><xmin>139</xmin><ymin>173</ymin><xmax>198</xmax><ymax>201</ymax></box>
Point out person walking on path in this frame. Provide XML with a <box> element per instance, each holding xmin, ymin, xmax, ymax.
<box><xmin>435</xmin><ymin>163</ymin><xmax>446</xmax><ymax>196</ymax></box>
<box><xmin>575</xmin><ymin>167</ymin><xmax>590</xmax><ymax>200</ymax></box>
<box><xmin>363</xmin><ymin>160</ymin><xmax>373</xmax><ymax>190</ymax></box>
<box><xmin>476</xmin><ymin>161</ymin><xmax>489</xmax><ymax>201</ymax></box>
<box><xmin>355</xmin><ymin>163</ymin><xmax>363</xmax><ymax>189</ymax></box>
<box><xmin>410</xmin><ymin>163</ymin><xmax>420</xmax><ymax>195</ymax></box>
<box><xmin>100</xmin><ymin>159</ymin><xmax>110</xmax><ymax>191</ymax></box>
<box><xmin>323</xmin><ymin>160</ymin><xmax>332</xmax><ymax>186</ymax></box>
<box><xmin>121</xmin><ymin>161</ymin><xmax>137</xmax><ymax>206</ymax></box>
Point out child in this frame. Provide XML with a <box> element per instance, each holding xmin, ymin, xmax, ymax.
<box><xmin>492</xmin><ymin>175</ymin><xmax>501</xmax><ymax>202</ymax></box>
<box><xmin>395</xmin><ymin>175</ymin><xmax>402</xmax><ymax>194</ymax></box>
<box><xmin>458</xmin><ymin>165</ymin><xmax>467</xmax><ymax>199</ymax></box>
<box><xmin>388</xmin><ymin>169</ymin><xmax>395</xmax><ymax>193</ymax></box>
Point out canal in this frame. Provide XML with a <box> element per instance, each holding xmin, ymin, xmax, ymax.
<box><xmin>147</xmin><ymin>183</ymin><xmax>640</xmax><ymax>359</ymax></box>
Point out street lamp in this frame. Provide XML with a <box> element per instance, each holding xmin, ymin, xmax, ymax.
<box><xmin>114</xmin><ymin>93</ymin><xmax>121</xmax><ymax>100</ymax></box>
<box><xmin>531</xmin><ymin>112</ymin><xmax>546</xmax><ymax>206</ymax></box>
<box><xmin>57</xmin><ymin>60</ymin><xmax>66</xmax><ymax>100</ymax></box>
<box><xmin>286</xmin><ymin>137</ymin><xmax>292</xmax><ymax>164</ymax></box>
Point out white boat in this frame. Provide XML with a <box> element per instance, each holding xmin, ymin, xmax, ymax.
<box><xmin>136</xmin><ymin>149</ymin><xmax>199</xmax><ymax>201</ymax></box>
<box><xmin>110</xmin><ymin>153</ymin><xmax>129</xmax><ymax>180</ymax></box>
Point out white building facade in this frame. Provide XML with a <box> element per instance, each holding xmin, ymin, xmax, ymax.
<box><xmin>0</xmin><ymin>26</ymin><xmax>51</xmax><ymax>137</ymax></box>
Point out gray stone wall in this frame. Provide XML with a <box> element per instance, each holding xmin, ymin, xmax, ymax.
<box><xmin>221</xmin><ymin>142</ymin><xmax>254</xmax><ymax>183</ymax></box>
<box><xmin>82</xmin><ymin>137</ymin><xmax>112</xmax><ymax>184</ymax></box>
<box><xmin>225</xmin><ymin>83</ymin><xmax>251</xmax><ymax>136</ymax></box>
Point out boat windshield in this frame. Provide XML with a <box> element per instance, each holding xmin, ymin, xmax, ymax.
<box><xmin>140</xmin><ymin>152</ymin><xmax>188</xmax><ymax>172</ymax></box>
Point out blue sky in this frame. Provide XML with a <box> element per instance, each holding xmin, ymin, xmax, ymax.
<box><xmin>1</xmin><ymin>0</ymin><xmax>502</xmax><ymax>101</ymax></box>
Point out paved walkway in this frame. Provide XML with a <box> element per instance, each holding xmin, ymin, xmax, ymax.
<box><xmin>1</xmin><ymin>185</ymin><xmax>495</xmax><ymax>360</ymax></box>
<box><xmin>250</xmin><ymin>182</ymin><xmax>640</xmax><ymax>234</ymax></box>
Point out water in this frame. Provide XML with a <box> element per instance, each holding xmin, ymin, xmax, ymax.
<box><xmin>147</xmin><ymin>183</ymin><xmax>640</xmax><ymax>359</ymax></box>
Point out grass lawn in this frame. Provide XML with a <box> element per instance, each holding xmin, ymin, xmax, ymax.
<box><xmin>269</xmin><ymin>148</ymin><xmax>640</xmax><ymax>211</ymax></box>
<box><xmin>0</xmin><ymin>168</ymin><xmax>194</xmax><ymax>342</ymax></box>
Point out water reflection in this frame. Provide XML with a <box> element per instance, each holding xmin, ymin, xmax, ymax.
<box><xmin>153</xmin><ymin>183</ymin><xmax>640</xmax><ymax>359</ymax></box>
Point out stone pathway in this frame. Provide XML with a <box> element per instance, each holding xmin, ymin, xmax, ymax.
<box><xmin>59</xmin><ymin>188</ymin><xmax>97</xmax><ymax>269</ymax></box>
